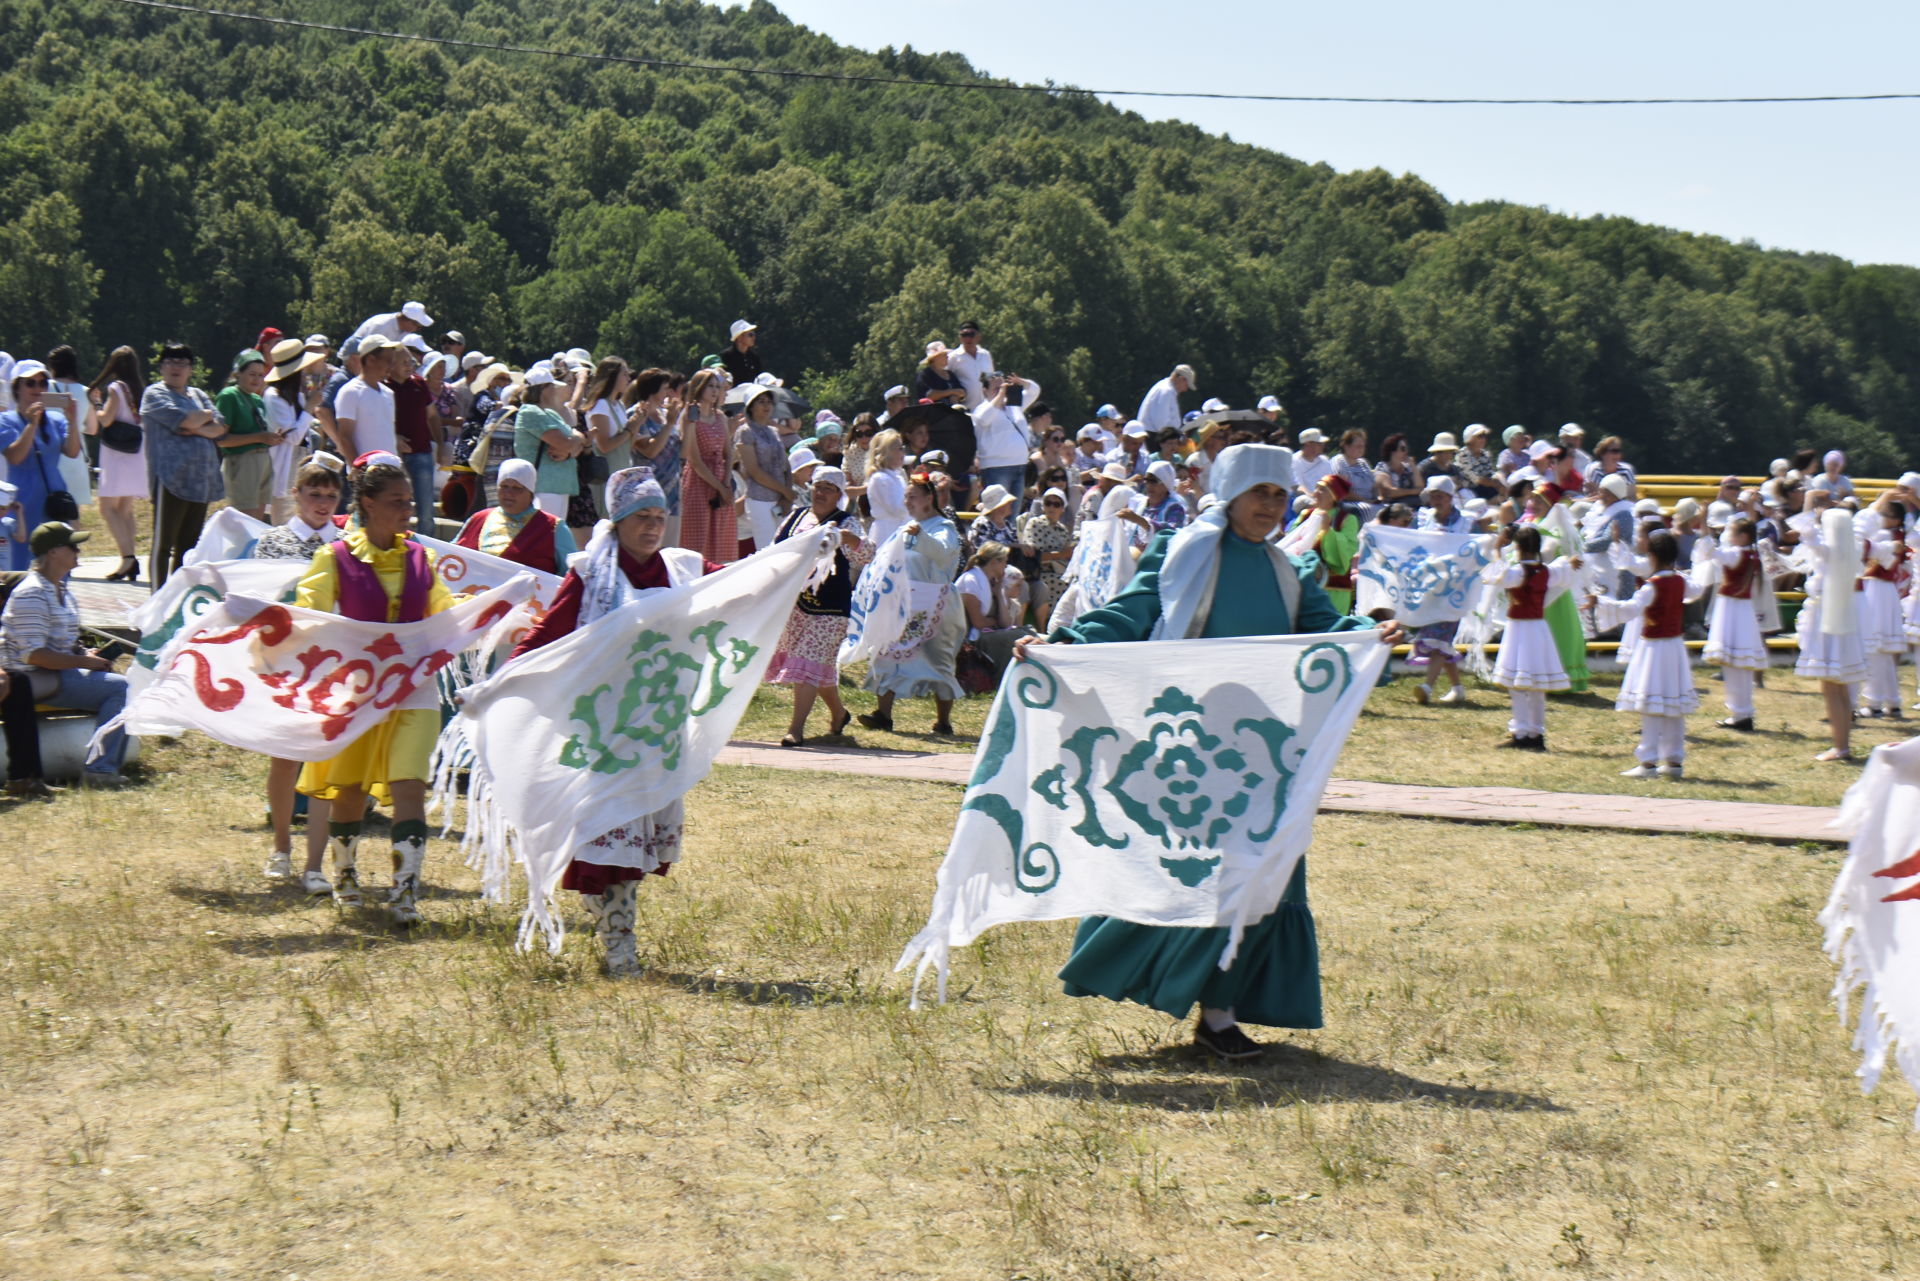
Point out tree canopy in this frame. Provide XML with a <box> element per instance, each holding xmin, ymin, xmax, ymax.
<box><xmin>4</xmin><ymin>0</ymin><xmax>1918</xmax><ymax>472</ymax></box>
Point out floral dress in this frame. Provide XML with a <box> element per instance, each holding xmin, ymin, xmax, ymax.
<box><xmin>1018</xmin><ymin>512</ymin><xmax>1074</xmax><ymax>611</ymax></box>
<box><xmin>767</xmin><ymin>506</ymin><xmax>871</xmax><ymax>688</ymax></box>
<box><xmin>676</xmin><ymin>408</ymin><xmax>737</xmax><ymax>563</ymax></box>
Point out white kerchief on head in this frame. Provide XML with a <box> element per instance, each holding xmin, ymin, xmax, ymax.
<box><xmin>498</xmin><ymin>458</ymin><xmax>538</xmax><ymax>493</ymax></box>
<box><xmin>813</xmin><ymin>466</ymin><xmax>849</xmax><ymax>509</ymax></box>
<box><xmin>1208</xmin><ymin>443</ymin><xmax>1295</xmax><ymax>508</ymax></box>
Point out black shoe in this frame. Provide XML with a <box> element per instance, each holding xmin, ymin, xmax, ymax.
<box><xmin>1193</xmin><ymin>1016</ymin><xmax>1265</xmax><ymax>1060</ymax></box>
<box><xmin>1494</xmin><ymin>734</ymin><xmax>1528</xmax><ymax>750</ymax></box>
<box><xmin>1717</xmin><ymin>717</ymin><xmax>1755</xmax><ymax>732</ymax></box>
<box><xmin>856</xmin><ymin>712</ymin><xmax>893</xmax><ymax>732</ymax></box>
<box><xmin>1522</xmin><ymin>735</ymin><xmax>1547</xmax><ymax>752</ymax></box>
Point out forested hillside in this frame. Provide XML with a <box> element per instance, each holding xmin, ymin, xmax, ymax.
<box><xmin>4</xmin><ymin>0</ymin><xmax>1918</xmax><ymax>471</ymax></box>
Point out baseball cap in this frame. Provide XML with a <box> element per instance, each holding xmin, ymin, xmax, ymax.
<box><xmin>1257</xmin><ymin>395</ymin><xmax>1282</xmax><ymax>413</ymax></box>
<box><xmin>523</xmin><ymin>361</ymin><xmax>557</xmax><ymax>387</ymax></box>
<box><xmin>1423</xmin><ymin>474</ymin><xmax>1457</xmax><ymax>495</ymax></box>
<box><xmin>1297</xmin><ymin>428</ymin><xmax>1327</xmax><ymax>444</ymax></box>
<box><xmin>29</xmin><ymin>521</ymin><xmax>89</xmax><ymax>556</ymax></box>
<box><xmin>461</xmin><ymin>351</ymin><xmax>488</xmax><ymax>370</ymax></box>
<box><xmin>401</xmin><ymin>300</ymin><xmax>433</xmax><ymax>326</ymax></box>
<box><xmin>1095</xmin><ymin>403</ymin><xmax>1120</xmax><ymax>420</ymax></box>
<box><xmin>304</xmin><ymin>333</ymin><xmax>331</xmax><ymax>349</ymax></box>
<box><xmin>356</xmin><ymin>333</ymin><xmax>399</xmax><ymax>355</ymax></box>
<box><xmin>1200</xmin><ymin>398</ymin><xmax>1228</xmax><ymax>414</ymax></box>
<box><xmin>444</xmin><ymin>330</ymin><xmax>466</xmax><ymax>346</ymax></box>
<box><xmin>1122</xmin><ymin>420</ymin><xmax>1149</xmax><ymax>438</ymax></box>
<box><xmin>401</xmin><ymin>333</ymin><xmax>431</xmax><ymax>354</ymax></box>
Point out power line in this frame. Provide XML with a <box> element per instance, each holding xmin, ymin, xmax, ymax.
<box><xmin>105</xmin><ymin>0</ymin><xmax>1920</xmax><ymax>107</ymax></box>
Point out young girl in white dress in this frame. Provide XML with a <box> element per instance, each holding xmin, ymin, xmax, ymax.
<box><xmin>1700</xmin><ymin>515</ymin><xmax>1769</xmax><ymax>731</ymax></box>
<box><xmin>1856</xmin><ymin>505</ymin><xmax>1907</xmax><ymax>720</ymax></box>
<box><xmin>1492</xmin><ymin>523</ymin><xmax>1580</xmax><ymax>751</ymax></box>
<box><xmin>1790</xmin><ymin>497</ymin><xmax>1866</xmax><ymax>762</ymax></box>
<box><xmin>1591</xmin><ymin>530</ymin><xmax>1704</xmax><ymax>780</ymax></box>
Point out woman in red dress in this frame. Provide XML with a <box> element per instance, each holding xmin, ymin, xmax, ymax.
<box><xmin>674</xmin><ymin>368</ymin><xmax>736</xmax><ymax>564</ymax></box>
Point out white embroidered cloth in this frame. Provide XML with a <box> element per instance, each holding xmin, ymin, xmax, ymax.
<box><xmin>1354</xmin><ymin>524</ymin><xmax>1492</xmax><ymax>627</ymax></box>
<box><xmin>433</xmin><ymin>530</ymin><xmax>838</xmax><ymax>952</ymax></box>
<box><xmin>897</xmin><ymin>632</ymin><xmax>1389</xmax><ymax>1004</ymax></box>
<box><xmin>1823</xmin><ymin>738</ymin><xmax>1920</xmax><ymax>1125</ymax></box>
<box><xmin>839</xmin><ymin>529</ymin><xmax>913</xmax><ymax>664</ymax></box>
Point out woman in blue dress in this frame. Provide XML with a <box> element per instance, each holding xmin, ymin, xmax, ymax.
<box><xmin>1014</xmin><ymin>444</ymin><xmax>1402</xmax><ymax>1059</ymax></box>
<box><xmin>0</xmin><ymin>360</ymin><xmax>83</xmax><ymax>572</ymax></box>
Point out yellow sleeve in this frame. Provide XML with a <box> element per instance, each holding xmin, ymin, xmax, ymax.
<box><xmin>421</xmin><ymin>547</ymin><xmax>455</xmax><ymax>617</ymax></box>
<box><xmin>295</xmin><ymin>543</ymin><xmax>341</xmax><ymax>612</ymax></box>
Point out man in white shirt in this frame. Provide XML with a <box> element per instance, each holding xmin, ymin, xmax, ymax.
<box><xmin>347</xmin><ymin>299</ymin><xmax>434</xmax><ymax>348</ymax></box>
<box><xmin>971</xmin><ymin>372</ymin><xmax>1041</xmax><ymax>499</ymax></box>
<box><xmin>948</xmin><ymin>322</ymin><xmax>994</xmax><ymax>410</ymax></box>
<box><xmin>332</xmin><ymin>335</ymin><xmax>399</xmax><ymax>459</ymax></box>
<box><xmin>1292</xmin><ymin>428</ymin><xmax>1335</xmax><ymax>499</ymax></box>
<box><xmin>1136</xmin><ymin>363</ymin><xmax>1195</xmax><ymax>434</ymax></box>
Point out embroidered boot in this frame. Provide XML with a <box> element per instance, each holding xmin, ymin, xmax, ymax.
<box><xmin>329</xmin><ymin>834</ymin><xmax>363</xmax><ymax>906</ymax></box>
<box><xmin>388</xmin><ymin>835</ymin><xmax>426</xmax><ymax>926</ymax></box>
<box><xmin>599</xmin><ymin>879</ymin><xmax>642</xmax><ymax>978</ymax></box>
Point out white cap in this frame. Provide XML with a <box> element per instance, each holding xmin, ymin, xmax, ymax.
<box><xmin>1899</xmin><ymin>471</ymin><xmax>1920</xmax><ymax>492</ymax></box>
<box><xmin>401</xmin><ymin>300</ymin><xmax>433</xmax><ymax>326</ymax></box>
<box><xmin>788</xmin><ymin>448</ymin><xmax>819</xmax><ymax>471</ymax></box>
<box><xmin>1769</xmin><ymin>458</ymin><xmax>1790</xmax><ymax>477</ymax></box>
<box><xmin>1634</xmin><ymin>498</ymin><xmax>1663</xmax><ymax>516</ymax></box>
<box><xmin>304</xmin><ymin>333</ymin><xmax>330</xmax><ymax>348</ymax></box>
<box><xmin>523</xmin><ymin>361</ymin><xmax>557</xmax><ymax>387</ymax></box>
<box><xmin>754</xmin><ymin>371</ymin><xmax>782</xmax><ymax>388</ymax></box>
<box><xmin>1526</xmin><ymin>440</ymin><xmax>1555</xmax><ymax>461</ymax></box>
<box><xmin>444</xmin><ymin>330</ymin><xmax>466</xmax><ymax>346</ymax></box>
<box><xmin>1297</xmin><ymin>427</ymin><xmax>1327</xmax><ymax>444</ymax></box>
<box><xmin>1423</xmin><ymin>474</ymin><xmax>1456</xmax><ymax>495</ymax></box>
<box><xmin>729</xmin><ymin>319</ymin><xmax>758</xmax><ymax>341</ymax></box>
<box><xmin>1509</xmin><ymin>466</ymin><xmax>1541</xmax><ymax>486</ymax></box>
<box><xmin>1172</xmin><ymin>363</ymin><xmax>1196</xmax><ymax>388</ymax></box>
<box><xmin>883</xmin><ymin>384</ymin><xmax>908</xmax><ymax>400</ymax></box>
<box><xmin>1099</xmin><ymin>461</ymin><xmax>1131</xmax><ymax>483</ymax></box>
<box><xmin>1256</xmin><ymin>395</ymin><xmax>1282</xmax><ymax>413</ymax></box>
<box><xmin>1076</xmin><ymin>424</ymin><xmax>1103</xmax><ymax>441</ymax></box>
<box><xmin>567</xmin><ymin>347</ymin><xmax>593</xmax><ymax>367</ymax></box>
<box><xmin>1122</xmin><ymin>420</ymin><xmax>1149</xmax><ymax>438</ymax></box>
<box><xmin>1707</xmin><ymin>500</ymin><xmax>1734</xmax><ymax>528</ymax></box>
<box><xmin>461</xmin><ymin>351</ymin><xmax>488</xmax><ymax>370</ymax></box>
<box><xmin>1558</xmin><ymin>421</ymin><xmax>1584</xmax><ymax>438</ymax></box>
<box><xmin>10</xmin><ymin>358</ymin><xmax>50</xmax><ymax>382</ymax></box>
<box><xmin>1200</xmin><ymin>397</ymin><xmax>1228</xmax><ymax>414</ymax></box>
<box><xmin>1600</xmin><ymin>473</ymin><xmax>1633</xmax><ymax>501</ymax></box>
<box><xmin>401</xmin><ymin>333</ymin><xmax>431</xmax><ymax>354</ymax></box>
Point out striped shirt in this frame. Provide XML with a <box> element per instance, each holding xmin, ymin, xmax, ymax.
<box><xmin>1</xmin><ymin>569</ymin><xmax>81</xmax><ymax>672</ymax></box>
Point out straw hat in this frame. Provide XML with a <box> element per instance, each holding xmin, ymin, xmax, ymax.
<box><xmin>269</xmin><ymin>338</ymin><xmax>325</xmax><ymax>381</ymax></box>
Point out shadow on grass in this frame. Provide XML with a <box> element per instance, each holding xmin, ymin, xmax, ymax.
<box><xmin>218</xmin><ymin>931</ymin><xmax>409</xmax><ymax>956</ymax></box>
<box><xmin>644</xmin><ymin>968</ymin><xmax>840</xmax><ymax>1007</ymax></box>
<box><xmin>998</xmin><ymin>1042</ymin><xmax>1566</xmax><ymax>1114</ymax></box>
<box><xmin>171</xmin><ymin>882</ymin><xmax>482</xmax><ymax>916</ymax></box>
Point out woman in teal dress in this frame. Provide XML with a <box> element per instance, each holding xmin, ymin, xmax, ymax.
<box><xmin>1014</xmin><ymin>444</ymin><xmax>1402</xmax><ymax>1060</ymax></box>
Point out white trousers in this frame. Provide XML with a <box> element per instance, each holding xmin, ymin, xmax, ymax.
<box><xmin>536</xmin><ymin>492</ymin><xmax>568</xmax><ymax>518</ymax></box>
<box><xmin>1508</xmin><ymin>689</ymin><xmax>1547</xmax><ymax>737</ymax></box>
<box><xmin>1865</xmin><ymin>651</ymin><xmax>1900</xmax><ymax>710</ymax></box>
<box><xmin>1722</xmin><ymin>667</ymin><xmax>1755</xmax><ymax>720</ymax></box>
<box><xmin>1636</xmin><ymin>713</ymin><xmax>1687</xmax><ymax>764</ymax></box>
<box><xmin>745</xmin><ymin>497</ymin><xmax>781</xmax><ymax>550</ymax></box>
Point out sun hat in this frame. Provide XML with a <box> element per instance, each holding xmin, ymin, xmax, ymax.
<box><xmin>607</xmin><ymin>466</ymin><xmax>666</xmax><ymax>521</ymax></box>
<box><xmin>1672</xmin><ymin>496</ymin><xmax>1703</xmax><ymax>524</ymax></box>
<box><xmin>815</xmin><ymin>418</ymin><xmax>844</xmax><ymax>438</ymax></box>
<box><xmin>1099</xmin><ymin>461</ymin><xmax>1131</xmax><ymax>483</ymax></box>
<box><xmin>1297</xmin><ymin>427</ymin><xmax>1327</xmax><ymax>444</ymax></box>
<box><xmin>497</xmin><ymin>459</ymin><xmax>538</xmax><ymax>493</ymax></box>
<box><xmin>1427</xmin><ymin>432</ymin><xmax>1460</xmax><ymax>454</ymax></box>
<box><xmin>729</xmin><ymin>319</ymin><xmax>758</xmax><ymax>341</ymax></box>
<box><xmin>1526</xmin><ymin>440</ymin><xmax>1555</xmax><ymax>461</ymax></box>
<box><xmin>788</xmin><ymin>447</ymin><xmax>820</xmax><ymax>474</ymax></box>
<box><xmin>1502</xmin><ymin>424</ymin><xmax>1528</xmax><ymax>446</ymax></box>
<box><xmin>400</xmin><ymin>301</ymin><xmax>433</xmax><ymax>327</ymax></box>
<box><xmin>1463</xmin><ymin>422</ymin><xmax>1490</xmax><ymax>440</ymax></box>
<box><xmin>270</xmin><ymin>338</ymin><xmax>324</xmax><ymax>380</ymax></box>
<box><xmin>923</xmin><ymin>341</ymin><xmax>950</xmax><ymax>363</ymax></box>
<box><xmin>29</xmin><ymin>522</ymin><xmax>89</xmax><ymax>555</ymax></box>
<box><xmin>1257</xmin><ymin>395</ymin><xmax>1282</xmax><ymax>413</ymax></box>
<box><xmin>740</xmin><ymin>383</ymin><xmax>774</xmax><ymax>412</ymax></box>
<box><xmin>1898</xmin><ymin>471</ymin><xmax>1920</xmax><ymax>492</ymax></box>
<box><xmin>1423</xmin><ymin>474</ymin><xmax>1457</xmax><ymax>495</ymax></box>
<box><xmin>977</xmin><ymin>483</ymin><xmax>1017</xmax><ymax>514</ymax></box>
<box><xmin>1824</xmin><ymin>450</ymin><xmax>1846</xmax><ymax>468</ymax></box>
<box><xmin>566</xmin><ymin>347</ymin><xmax>593</xmax><ymax>368</ymax></box>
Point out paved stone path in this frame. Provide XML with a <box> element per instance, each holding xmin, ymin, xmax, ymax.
<box><xmin>69</xmin><ymin>557</ymin><xmax>152</xmax><ymax>637</ymax></box>
<box><xmin>715</xmin><ymin>741</ymin><xmax>1847</xmax><ymax>845</ymax></box>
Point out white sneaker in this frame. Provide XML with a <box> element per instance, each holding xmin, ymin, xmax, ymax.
<box><xmin>263</xmin><ymin>849</ymin><xmax>293</xmax><ymax>879</ymax></box>
<box><xmin>1438</xmin><ymin>686</ymin><xmax>1466</xmax><ymax>705</ymax></box>
<box><xmin>301</xmin><ymin>869</ymin><xmax>333</xmax><ymax>897</ymax></box>
<box><xmin>1658</xmin><ymin>762</ymin><xmax>1684</xmax><ymax>781</ymax></box>
<box><xmin>1619</xmin><ymin>763</ymin><xmax>1658</xmax><ymax>779</ymax></box>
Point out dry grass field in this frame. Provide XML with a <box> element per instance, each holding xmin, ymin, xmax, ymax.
<box><xmin>3</xmin><ymin>734</ymin><xmax>1916</xmax><ymax>1280</ymax></box>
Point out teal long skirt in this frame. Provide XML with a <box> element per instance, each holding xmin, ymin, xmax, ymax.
<box><xmin>1058</xmin><ymin>859</ymin><xmax>1322</xmax><ymax>1029</ymax></box>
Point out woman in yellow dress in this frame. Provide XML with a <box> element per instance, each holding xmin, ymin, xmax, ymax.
<box><xmin>296</xmin><ymin>461</ymin><xmax>453</xmax><ymax>924</ymax></box>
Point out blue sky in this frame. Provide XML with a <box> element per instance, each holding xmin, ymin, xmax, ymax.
<box><xmin>759</xmin><ymin>0</ymin><xmax>1920</xmax><ymax>267</ymax></box>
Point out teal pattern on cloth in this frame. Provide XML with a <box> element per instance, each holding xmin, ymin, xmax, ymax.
<box><xmin>1052</xmin><ymin>526</ymin><xmax>1368</xmax><ymax>1026</ymax></box>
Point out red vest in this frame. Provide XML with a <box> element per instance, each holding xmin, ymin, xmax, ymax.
<box><xmin>1641</xmin><ymin>572</ymin><xmax>1686</xmax><ymax>640</ymax></box>
<box><xmin>1719</xmin><ymin>547</ymin><xmax>1759</xmax><ymax>600</ymax></box>
<box><xmin>1507</xmin><ymin>562</ymin><xmax>1550</xmax><ymax>620</ymax></box>
<box><xmin>1859</xmin><ymin>538</ymin><xmax>1902</xmax><ymax>589</ymax></box>
<box><xmin>333</xmin><ymin>538</ymin><xmax>432</xmax><ymax>623</ymax></box>
<box><xmin>458</xmin><ymin>506</ymin><xmax>558</xmax><ymax>573</ymax></box>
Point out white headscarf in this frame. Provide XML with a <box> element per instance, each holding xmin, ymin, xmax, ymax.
<box><xmin>1152</xmin><ymin>444</ymin><xmax>1299</xmax><ymax>641</ymax></box>
<box><xmin>497</xmin><ymin>458</ymin><xmax>538</xmax><ymax>494</ymax></box>
<box><xmin>811</xmin><ymin>465</ymin><xmax>849</xmax><ymax>510</ymax></box>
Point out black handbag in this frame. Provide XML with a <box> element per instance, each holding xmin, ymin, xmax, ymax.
<box><xmin>101</xmin><ymin>419</ymin><xmax>142</xmax><ymax>454</ymax></box>
<box><xmin>34</xmin><ymin>443</ymin><xmax>79</xmax><ymax>522</ymax></box>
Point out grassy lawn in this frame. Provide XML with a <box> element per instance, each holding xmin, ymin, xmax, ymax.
<box><xmin>735</xmin><ymin>664</ymin><xmax>1905</xmax><ymax>810</ymax></box>
<box><xmin>3</xmin><ymin>736</ymin><xmax>1914</xmax><ymax>1279</ymax></box>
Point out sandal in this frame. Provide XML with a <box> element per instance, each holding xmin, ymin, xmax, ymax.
<box><xmin>828</xmin><ymin>709</ymin><xmax>852</xmax><ymax>737</ymax></box>
<box><xmin>779</xmin><ymin>733</ymin><xmax>805</xmax><ymax>748</ymax></box>
<box><xmin>1813</xmin><ymin>748</ymin><xmax>1854</xmax><ymax>763</ymax></box>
